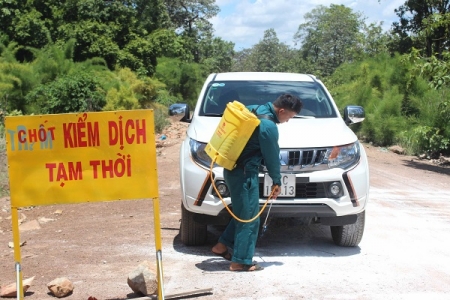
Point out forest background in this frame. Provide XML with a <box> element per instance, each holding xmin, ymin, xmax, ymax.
<box><xmin>0</xmin><ymin>0</ymin><xmax>449</xmax><ymax>194</ymax></box>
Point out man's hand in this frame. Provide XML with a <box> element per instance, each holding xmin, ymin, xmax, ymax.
<box><xmin>271</xmin><ymin>184</ymin><xmax>281</xmax><ymax>200</ymax></box>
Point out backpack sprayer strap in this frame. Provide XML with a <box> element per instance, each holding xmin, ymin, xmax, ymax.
<box><xmin>251</xmin><ymin>105</ymin><xmax>276</xmax><ymax>123</ymax></box>
<box><xmin>234</xmin><ymin>105</ymin><xmax>275</xmax><ymax>168</ymax></box>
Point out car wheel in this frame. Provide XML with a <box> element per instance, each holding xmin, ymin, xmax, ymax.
<box><xmin>180</xmin><ymin>203</ymin><xmax>207</xmax><ymax>246</ymax></box>
<box><xmin>330</xmin><ymin>211</ymin><xmax>365</xmax><ymax>247</ymax></box>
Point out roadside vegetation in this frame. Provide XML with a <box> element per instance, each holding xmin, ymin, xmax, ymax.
<box><xmin>0</xmin><ymin>0</ymin><xmax>449</xmax><ymax>197</ymax></box>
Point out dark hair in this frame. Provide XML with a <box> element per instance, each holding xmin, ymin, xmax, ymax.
<box><xmin>273</xmin><ymin>93</ymin><xmax>303</xmax><ymax>114</ymax></box>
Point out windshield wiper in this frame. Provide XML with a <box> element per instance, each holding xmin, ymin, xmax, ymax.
<box><xmin>294</xmin><ymin>115</ymin><xmax>316</xmax><ymax>119</ymax></box>
<box><xmin>203</xmin><ymin>113</ymin><xmax>223</xmax><ymax>117</ymax></box>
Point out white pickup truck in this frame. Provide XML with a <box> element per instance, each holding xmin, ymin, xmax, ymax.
<box><xmin>178</xmin><ymin>72</ymin><xmax>369</xmax><ymax>247</ymax></box>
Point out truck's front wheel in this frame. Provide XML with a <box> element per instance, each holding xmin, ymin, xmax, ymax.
<box><xmin>180</xmin><ymin>203</ymin><xmax>207</xmax><ymax>246</ymax></box>
<box><xmin>330</xmin><ymin>211</ymin><xmax>365</xmax><ymax>247</ymax></box>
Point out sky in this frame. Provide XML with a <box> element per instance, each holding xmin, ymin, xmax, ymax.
<box><xmin>211</xmin><ymin>0</ymin><xmax>406</xmax><ymax>50</ymax></box>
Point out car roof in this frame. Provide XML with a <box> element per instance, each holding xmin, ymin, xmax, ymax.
<box><xmin>210</xmin><ymin>72</ymin><xmax>317</xmax><ymax>82</ymax></box>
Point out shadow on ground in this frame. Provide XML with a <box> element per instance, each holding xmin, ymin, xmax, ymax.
<box><xmin>401</xmin><ymin>158</ymin><xmax>450</xmax><ymax>175</ymax></box>
<box><xmin>171</xmin><ymin>217</ymin><xmax>362</xmax><ymax>263</ymax></box>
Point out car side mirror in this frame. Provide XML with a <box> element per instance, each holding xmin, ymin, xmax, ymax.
<box><xmin>181</xmin><ymin>105</ymin><xmax>191</xmax><ymax>123</ymax></box>
<box><xmin>344</xmin><ymin>105</ymin><xmax>365</xmax><ymax>125</ymax></box>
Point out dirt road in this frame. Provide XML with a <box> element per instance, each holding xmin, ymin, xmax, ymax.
<box><xmin>1</xmin><ymin>116</ymin><xmax>450</xmax><ymax>299</ymax></box>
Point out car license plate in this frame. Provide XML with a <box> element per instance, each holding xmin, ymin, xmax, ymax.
<box><xmin>263</xmin><ymin>174</ymin><xmax>296</xmax><ymax>197</ymax></box>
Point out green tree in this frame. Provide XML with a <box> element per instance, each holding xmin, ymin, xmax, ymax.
<box><xmin>252</xmin><ymin>29</ymin><xmax>287</xmax><ymax>72</ymax></box>
<box><xmin>165</xmin><ymin>0</ymin><xmax>219</xmax><ymax>35</ymax></box>
<box><xmin>0</xmin><ymin>0</ymin><xmax>51</xmax><ymax>57</ymax></box>
<box><xmin>0</xmin><ymin>41</ymin><xmax>39</xmax><ymax>113</ymax></box>
<box><xmin>294</xmin><ymin>4</ymin><xmax>364</xmax><ymax>76</ymax></box>
<box><xmin>164</xmin><ymin>0</ymin><xmax>220</xmax><ymax>62</ymax></box>
<box><xmin>197</xmin><ymin>31</ymin><xmax>235</xmax><ymax>73</ymax></box>
<box><xmin>133</xmin><ymin>0</ymin><xmax>171</xmax><ymax>33</ymax></box>
<box><xmin>231</xmin><ymin>29</ymin><xmax>297</xmax><ymax>73</ymax></box>
<box><xmin>0</xmin><ymin>0</ymin><xmax>171</xmax><ymax>75</ymax></box>
<box><xmin>155</xmin><ymin>57</ymin><xmax>203</xmax><ymax>107</ymax></box>
<box><xmin>149</xmin><ymin>29</ymin><xmax>193</xmax><ymax>61</ymax></box>
<box><xmin>55</xmin><ymin>0</ymin><xmax>170</xmax><ymax>75</ymax></box>
<box><xmin>360</xmin><ymin>22</ymin><xmax>390</xmax><ymax>58</ymax></box>
<box><xmin>1</xmin><ymin>40</ymin><xmax>111</xmax><ymax>114</ymax></box>
<box><xmin>392</xmin><ymin>0</ymin><xmax>450</xmax><ymax>57</ymax></box>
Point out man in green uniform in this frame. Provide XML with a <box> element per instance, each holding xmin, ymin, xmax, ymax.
<box><xmin>212</xmin><ymin>93</ymin><xmax>303</xmax><ymax>271</ymax></box>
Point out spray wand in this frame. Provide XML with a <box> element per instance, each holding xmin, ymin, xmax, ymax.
<box><xmin>260</xmin><ymin>201</ymin><xmax>272</xmax><ymax>238</ymax></box>
<box><xmin>260</xmin><ymin>184</ymin><xmax>279</xmax><ymax>238</ymax></box>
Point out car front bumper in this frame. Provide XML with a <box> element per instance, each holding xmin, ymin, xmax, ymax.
<box><xmin>180</xmin><ymin>138</ymin><xmax>369</xmax><ymax>222</ymax></box>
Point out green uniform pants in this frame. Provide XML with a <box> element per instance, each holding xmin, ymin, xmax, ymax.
<box><xmin>219</xmin><ymin>167</ymin><xmax>260</xmax><ymax>265</ymax></box>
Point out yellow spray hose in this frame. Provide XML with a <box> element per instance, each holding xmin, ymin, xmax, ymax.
<box><xmin>209</xmin><ymin>158</ymin><xmax>276</xmax><ymax>223</ymax></box>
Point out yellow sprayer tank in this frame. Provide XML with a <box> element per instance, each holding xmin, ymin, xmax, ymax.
<box><xmin>205</xmin><ymin>101</ymin><xmax>260</xmax><ymax>170</ymax></box>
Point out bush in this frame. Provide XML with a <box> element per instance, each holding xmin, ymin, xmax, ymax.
<box><xmin>361</xmin><ymin>113</ymin><xmax>405</xmax><ymax>146</ymax></box>
<box><xmin>155</xmin><ymin>57</ymin><xmax>203</xmax><ymax>108</ymax></box>
<box><xmin>398</xmin><ymin>125</ymin><xmax>450</xmax><ymax>157</ymax></box>
<box><xmin>155</xmin><ymin>89</ymin><xmax>182</xmax><ymax>106</ymax></box>
<box><xmin>103</xmin><ymin>85</ymin><xmax>140</xmax><ymax>111</ymax></box>
<box><xmin>25</xmin><ymin>71</ymin><xmax>106</xmax><ymax>114</ymax></box>
<box><xmin>151</xmin><ymin>103</ymin><xmax>170</xmax><ymax>134</ymax></box>
<box><xmin>329</xmin><ymin>53</ymin><xmax>449</xmax><ymax>155</ymax></box>
<box><xmin>401</xmin><ymin>87</ymin><xmax>450</xmax><ymax>155</ymax></box>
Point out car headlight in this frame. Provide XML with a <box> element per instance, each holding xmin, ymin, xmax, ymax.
<box><xmin>326</xmin><ymin>142</ymin><xmax>361</xmax><ymax>169</ymax></box>
<box><xmin>189</xmin><ymin>139</ymin><xmax>218</xmax><ymax>168</ymax></box>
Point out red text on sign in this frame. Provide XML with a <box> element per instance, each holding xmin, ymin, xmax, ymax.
<box><xmin>109</xmin><ymin>119</ymin><xmax>146</xmax><ymax>146</ymax></box>
<box><xmin>46</xmin><ymin>162</ymin><xmax>83</xmax><ymax>182</ymax></box>
<box><xmin>63</xmin><ymin>122</ymin><xmax>100</xmax><ymax>148</ymax></box>
<box><xmin>90</xmin><ymin>155</ymin><xmax>132</xmax><ymax>179</ymax></box>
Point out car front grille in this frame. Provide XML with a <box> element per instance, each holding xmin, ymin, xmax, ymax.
<box><xmin>287</xmin><ymin>149</ymin><xmax>327</xmax><ymax>165</ymax></box>
<box><xmin>262</xmin><ymin>148</ymin><xmax>329</xmax><ymax>173</ymax></box>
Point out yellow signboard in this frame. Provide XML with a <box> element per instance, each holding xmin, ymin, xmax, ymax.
<box><xmin>5</xmin><ymin>110</ymin><xmax>159</xmax><ymax>207</ymax></box>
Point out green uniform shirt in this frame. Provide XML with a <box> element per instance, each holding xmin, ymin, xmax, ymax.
<box><xmin>235</xmin><ymin>102</ymin><xmax>282</xmax><ymax>186</ymax></box>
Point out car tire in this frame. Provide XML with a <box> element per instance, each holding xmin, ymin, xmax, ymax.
<box><xmin>330</xmin><ymin>211</ymin><xmax>365</xmax><ymax>247</ymax></box>
<box><xmin>180</xmin><ymin>203</ymin><xmax>207</xmax><ymax>246</ymax></box>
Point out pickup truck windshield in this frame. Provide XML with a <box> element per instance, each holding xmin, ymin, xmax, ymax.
<box><xmin>200</xmin><ymin>80</ymin><xmax>337</xmax><ymax>118</ymax></box>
